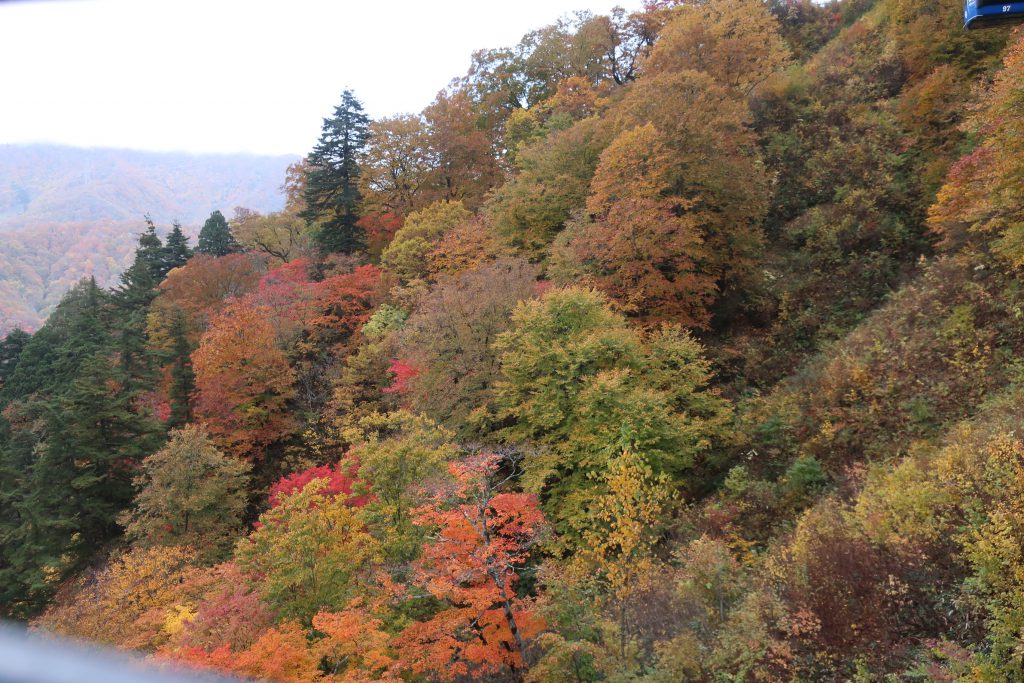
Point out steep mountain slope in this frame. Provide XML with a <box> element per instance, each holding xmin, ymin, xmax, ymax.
<box><xmin>8</xmin><ymin>0</ymin><xmax>1024</xmax><ymax>681</ymax></box>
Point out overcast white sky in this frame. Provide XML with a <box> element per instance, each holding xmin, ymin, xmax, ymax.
<box><xmin>0</xmin><ymin>0</ymin><xmax>632</xmax><ymax>157</ymax></box>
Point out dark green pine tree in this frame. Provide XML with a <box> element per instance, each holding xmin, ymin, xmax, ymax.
<box><xmin>135</xmin><ymin>217</ymin><xmax>166</xmax><ymax>277</ymax></box>
<box><xmin>166</xmin><ymin>309</ymin><xmax>195</xmax><ymax>429</ymax></box>
<box><xmin>1</xmin><ymin>279</ymin><xmax>108</xmax><ymax>403</ymax></box>
<box><xmin>301</xmin><ymin>89</ymin><xmax>371</xmax><ymax>255</ymax></box>
<box><xmin>0</xmin><ymin>328</ymin><xmax>30</xmax><ymax>391</ymax></box>
<box><xmin>48</xmin><ymin>353</ymin><xmax>161</xmax><ymax>538</ymax></box>
<box><xmin>115</xmin><ymin>218</ymin><xmax>163</xmax><ymax>312</ymax></box>
<box><xmin>162</xmin><ymin>221</ymin><xmax>193</xmax><ymax>274</ymax></box>
<box><xmin>0</xmin><ymin>278</ymin><xmax>162</xmax><ymax>615</ymax></box>
<box><xmin>5</xmin><ymin>352</ymin><xmax>163</xmax><ymax>613</ymax></box>
<box><xmin>114</xmin><ymin>221</ymin><xmax>165</xmax><ymax>394</ymax></box>
<box><xmin>0</xmin><ymin>418</ymin><xmax>38</xmax><ymax>616</ymax></box>
<box><xmin>196</xmin><ymin>210</ymin><xmax>241</xmax><ymax>256</ymax></box>
<box><xmin>0</xmin><ymin>377</ymin><xmax>48</xmax><ymax>615</ymax></box>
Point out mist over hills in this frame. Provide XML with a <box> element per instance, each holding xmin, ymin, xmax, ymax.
<box><xmin>0</xmin><ymin>144</ymin><xmax>295</xmax><ymax>226</ymax></box>
<box><xmin>0</xmin><ymin>144</ymin><xmax>295</xmax><ymax>333</ymax></box>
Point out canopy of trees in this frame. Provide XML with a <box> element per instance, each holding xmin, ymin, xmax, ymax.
<box><xmin>10</xmin><ymin>1</ymin><xmax>1024</xmax><ymax>680</ymax></box>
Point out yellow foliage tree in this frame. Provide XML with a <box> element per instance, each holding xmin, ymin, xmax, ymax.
<box><xmin>33</xmin><ymin>545</ymin><xmax>198</xmax><ymax>648</ymax></box>
<box><xmin>642</xmin><ymin>0</ymin><xmax>790</xmax><ymax>94</ymax></box>
<box><xmin>929</xmin><ymin>35</ymin><xmax>1024</xmax><ymax>268</ymax></box>
<box><xmin>571</xmin><ymin>449</ymin><xmax>673</xmax><ymax>659</ymax></box>
<box><xmin>235</xmin><ymin>479</ymin><xmax>380</xmax><ymax>622</ymax></box>
<box><xmin>585</xmin><ymin>123</ymin><xmax>677</xmax><ymax>216</ymax></box>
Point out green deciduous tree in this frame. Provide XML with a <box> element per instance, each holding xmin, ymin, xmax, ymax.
<box><xmin>493</xmin><ymin>287</ymin><xmax>729</xmax><ymax>535</ymax></box>
<box><xmin>346</xmin><ymin>411</ymin><xmax>458</xmax><ymax>565</ymax></box>
<box><xmin>486</xmin><ymin>116</ymin><xmax>613</xmax><ymax>256</ymax></box>
<box><xmin>121</xmin><ymin>425</ymin><xmax>250</xmax><ymax>563</ymax></box>
<box><xmin>380</xmin><ymin>200</ymin><xmax>472</xmax><ymax>283</ymax></box>
<box><xmin>235</xmin><ymin>478</ymin><xmax>379</xmax><ymax>621</ymax></box>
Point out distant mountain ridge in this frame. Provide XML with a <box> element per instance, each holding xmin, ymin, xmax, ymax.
<box><xmin>0</xmin><ymin>144</ymin><xmax>296</xmax><ymax>227</ymax></box>
<box><xmin>0</xmin><ymin>144</ymin><xmax>297</xmax><ymax>334</ymax></box>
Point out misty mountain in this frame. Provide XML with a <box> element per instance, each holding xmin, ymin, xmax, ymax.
<box><xmin>0</xmin><ymin>144</ymin><xmax>296</xmax><ymax>333</ymax></box>
<box><xmin>0</xmin><ymin>144</ymin><xmax>295</xmax><ymax>228</ymax></box>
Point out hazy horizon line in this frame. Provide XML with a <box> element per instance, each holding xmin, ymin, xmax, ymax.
<box><xmin>0</xmin><ymin>140</ymin><xmax>305</xmax><ymax>159</ymax></box>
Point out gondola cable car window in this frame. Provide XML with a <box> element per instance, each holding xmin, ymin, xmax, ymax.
<box><xmin>964</xmin><ymin>0</ymin><xmax>1024</xmax><ymax>30</ymax></box>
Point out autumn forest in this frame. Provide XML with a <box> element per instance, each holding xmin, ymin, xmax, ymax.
<box><xmin>4</xmin><ymin>0</ymin><xmax>1024</xmax><ymax>680</ymax></box>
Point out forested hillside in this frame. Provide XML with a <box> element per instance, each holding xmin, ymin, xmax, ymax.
<box><xmin>3</xmin><ymin>0</ymin><xmax>1024</xmax><ymax>680</ymax></box>
<box><xmin>0</xmin><ymin>144</ymin><xmax>293</xmax><ymax>333</ymax></box>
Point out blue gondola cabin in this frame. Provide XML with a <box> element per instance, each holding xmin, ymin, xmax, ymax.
<box><xmin>964</xmin><ymin>0</ymin><xmax>1024</xmax><ymax>29</ymax></box>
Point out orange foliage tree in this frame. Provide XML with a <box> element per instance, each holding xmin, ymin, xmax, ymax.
<box><xmin>314</xmin><ymin>599</ymin><xmax>401</xmax><ymax>682</ymax></box>
<box><xmin>307</xmin><ymin>265</ymin><xmax>387</xmax><ymax>350</ymax></box>
<box><xmin>192</xmin><ymin>301</ymin><xmax>296</xmax><ymax>459</ymax></box>
<box><xmin>423</xmin><ymin>90</ymin><xmax>504</xmax><ymax>211</ymax></box>
<box><xmin>357</xmin><ymin>212</ymin><xmax>403</xmax><ymax>260</ymax></box>
<box><xmin>167</xmin><ymin>620</ymin><xmax>323</xmax><ymax>683</ymax></box>
<box><xmin>232</xmin><ymin>260</ymin><xmax>384</xmax><ymax>352</ymax></box>
<box><xmin>568</xmin><ymin>123</ymin><xmax>718</xmax><ymax>326</ymax></box>
<box><xmin>607</xmin><ymin>70</ymin><xmax>768</xmax><ymax>297</ymax></box>
<box><xmin>571</xmin><ymin>197</ymin><xmax>715</xmax><ymax>327</ymax></box>
<box><xmin>396</xmin><ymin>452</ymin><xmax>546</xmax><ymax>681</ymax></box>
<box><xmin>426</xmin><ymin>217</ymin><xmax>515</xmax><ymax>278</ymax></box>
<box><xmin>146</xmin><ymin>252</ymin><xmax>266</xmax><ymax>350</ymax></box>
<box><xmin>229</xmin><ymin>621</ymin><xmax>324</xmax><ymax>683</ymax></box>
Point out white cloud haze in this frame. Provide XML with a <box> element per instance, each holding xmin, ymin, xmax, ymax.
<box><xmin>0</xmin><ymin>0</ymin><xmax>632</xmax><ymax>156</ymax></box>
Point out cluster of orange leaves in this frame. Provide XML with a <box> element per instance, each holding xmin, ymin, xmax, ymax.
<box><xmin>187</xmin><ymin>258</ymin><xmax>386</xmax><ymax>458</ymax></box>
<box><xmin>148</xmin><ymin>454</ymin><xmax>545</xmax><ymax>683</ymax></box>
<box><xmin>396</xmin><ymin>455</ymin><xmax>546</xmax><ymax>678</ymax></box>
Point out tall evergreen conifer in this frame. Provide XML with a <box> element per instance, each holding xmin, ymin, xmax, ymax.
<box><xmin>196</xmin><ymin>210</ymin><xmax>240</xmax><ymax>256</ymax></box>
<box><xmin>167</xmin><ymin>310</ymin><xmax>195</xmax><ymax>429</ymax></box>
<box><xmin>0</xmin><ymin>279</ymin><xmax>161</xmax><ymax>615</ymax></box>
<box><xmin>0</xmin><ymin>329</ymin><xmax>30</xmax><ymax>390</ymax></box>
<box><xmin>301</xmin><ymin>90</ymin><xmax>371</xmax><ymax>254</ymax></box>
<box><xmin>162</xmin><ymin>221</ymin><xmax>192</xmax><ymax>274</ymax></box>
<box><xmin>114</xmin><ymin>222</ymin><xmax>165</xmax><ymax>394</ymax></box>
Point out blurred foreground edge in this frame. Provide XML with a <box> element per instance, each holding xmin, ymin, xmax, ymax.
<box><xmin>0</xmin><ymin>621</ymin><xmax>244</xmax><ymax>683</ymax></box>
